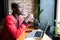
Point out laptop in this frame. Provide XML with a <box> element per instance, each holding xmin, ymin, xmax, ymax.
<box><xmin>34</xmin><ymin>22</ymin><xmax>48</xmax><ymax>38</ymax></box>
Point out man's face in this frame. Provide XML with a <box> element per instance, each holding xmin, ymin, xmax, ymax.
<box><xmin>14</xmin><ymin>3</ymin><xmax>23</xmax><ymax>15</ymax></box>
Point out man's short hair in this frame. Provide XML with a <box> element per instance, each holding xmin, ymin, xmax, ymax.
<box><xmin>11</xmin><ymin>3</ymin><xmax>18</xmax><ymax>9</ymax></box>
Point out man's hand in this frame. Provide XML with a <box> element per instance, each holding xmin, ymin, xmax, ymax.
<box><xmin>25</xmin><ymin>13</ymin><xmax>34</xmax><ymax>23</ymax></box>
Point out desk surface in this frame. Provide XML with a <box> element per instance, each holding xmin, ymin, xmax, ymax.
<box><xmin>17</xmin><ymin>27</ymin><xmax>52</xmax><ymax>40</ymax></box>
<box><xmin>17</xmin><ymin>27</ymin><xmax>34</xmax><ymax>40</ymax></box>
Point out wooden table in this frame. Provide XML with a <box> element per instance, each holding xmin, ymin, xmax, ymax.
<box><xmin>17</xmin><ymin>27</ymin><xmax>52</xmax><ymax>40</ymax></box>
<box><xmin>17</xmin><ymin>27</ymin><xmax>34</xmax><ymax>40</ymax></box>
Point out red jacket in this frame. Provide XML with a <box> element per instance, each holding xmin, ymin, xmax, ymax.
<box><xmin>0</xmin><ymin>14</ymin><xmax>30</xmax><ymax>40</ymax></box>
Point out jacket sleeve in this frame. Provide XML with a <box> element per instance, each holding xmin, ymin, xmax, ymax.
<box><xmin>5</xmin><ymin>16</ymin><xmax>31</xmax><ymax>38</ymax></box>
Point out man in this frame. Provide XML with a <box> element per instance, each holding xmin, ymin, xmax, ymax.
<box><xmin>0</xmin><ymin>3</ymin><xmax>34</xmax><ymax>40</ymax></box>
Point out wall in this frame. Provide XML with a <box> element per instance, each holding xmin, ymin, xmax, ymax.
<box><xmin>9</xmin><ymin>0</ymin><xmax>34</xmax><ymax>15</ymax></box>
<box><xmin>56</xmin><ymin>0</ymin><xmax>60</xmax><ymax>27</ymax></box>
<box><xmin>39</xmin><ymin>0</ymin><xmax>55</xmax><ymax>30</ymax></box>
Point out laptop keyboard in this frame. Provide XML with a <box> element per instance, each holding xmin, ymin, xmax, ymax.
<box><xmin>34</xmin><ymin>31</ymin><xmax>44</xmax><ymax>38</ymax></box>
